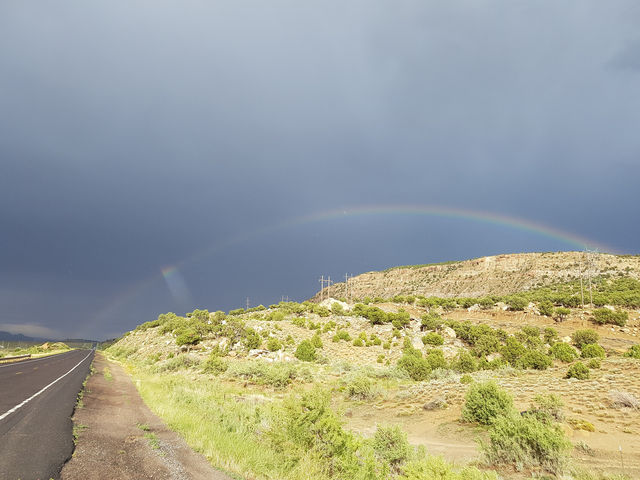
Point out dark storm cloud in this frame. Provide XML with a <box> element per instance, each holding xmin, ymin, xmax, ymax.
<box><xmin>1</xmin><ymin>1</ymin><xmax>639</xmax><ymax>338</ymax></box>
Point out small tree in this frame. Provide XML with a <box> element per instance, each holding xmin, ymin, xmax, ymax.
<box><xmin>461</xmin><ymin>381</ymin><xmax>514</xmax><ymax>425</ymax></box>
<box><xmin>566</xmin><ymin>362</ymin><xmax>590</xmax><ymax>380</ymax></box>
<box><xmin>550</xmin><ymin>342</ymin><xmax>578</xmax><ymax>362</ymax></box>
<box><xmin>295</xmin><ymin>340</ymin><xmax>317</xmax><ymax>361</ymax></box>
<box><xmin>572</xmin><ymin>329</ymin><xmax>599</xmax><ymax>349</ymax></box>
<box><xmin>553</xmin><ymin>307</ymin><xmax>571</xmax><ymax>322</ymax></box>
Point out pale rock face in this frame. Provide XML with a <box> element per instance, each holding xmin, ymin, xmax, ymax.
<box><xmin>440</xmin><ymin>346</ymin><xmax>459</xmax><ymax>360</ymax></box>
<box><xmin>319</xmin><ymin>298</ymin><xmax>351</xmax><ymax>311</ymax></box>
<box><xmin>412</xmin><ymin>337</ymin><xmax>424</xmax><ymax>350</ymax></box>
<box><xmin>561</xmin><ymin>336</ymin><xmax>572</xmax><ymax>343</ymax></box>
<box><xmin>486</xmin><ymin>352</ymin><xmax>501</xmax><ymax>362</ymax></box>
<box><xmin>441</xmin><ymin>326</ymin><xmax>457</xmax><ymax>339</ymax></box>
<box><xmin>248</xmin><ymin>349</ymin><xmax>269</xmax><ymax>357</ymax></box>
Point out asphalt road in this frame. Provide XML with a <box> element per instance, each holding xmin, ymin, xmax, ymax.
<box><xmin>0</xmin><ymin>349</ymin><xmax>94</xmax><ymax>480</ymax></box>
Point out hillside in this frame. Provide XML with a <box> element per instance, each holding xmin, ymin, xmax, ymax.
<box><xmin>311</xmin><ymin>251</ymin><xmax>640</xmax><ymax>301</ymax></box>
<box><xmin>104</xmin><ymin>256</ymin><xmax>640</xmax><ymax>480</ymax></box>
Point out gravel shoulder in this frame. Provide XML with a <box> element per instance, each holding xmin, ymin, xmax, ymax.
<box><xmin>61</xmin><ymin>352</ymin><xmax>234</xmax><ymax>480</ymax></box>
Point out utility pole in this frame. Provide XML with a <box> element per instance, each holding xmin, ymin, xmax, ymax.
<box><xmin>579</xmin><ymin>254</ymin><xmax>585</xmax><ymax>308</ymax></box>
<box><xmin>583</xmin><ymin>248</ymin><xmax>598</xmax><ymax>307</ymax></box>
<box><xmin>327</xmin><ymin>276</ymin><xmax>332</xmax><ymax>299</ymax></box>
<box><xmin>345</xmin><ymin>273</ymin><xmax>349</xmax><ymax>302</ymax></box>
<box><xmin>319</xmin><ymin>275</ymin><xmax>325</xmax><ymax>301</ymax></box>
<box><xmin>246</xmin><ymin>297</ymin><xmax>250</xmax><ymax>310</ymax></box>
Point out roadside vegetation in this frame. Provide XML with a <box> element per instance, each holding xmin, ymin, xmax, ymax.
<box><xmin>106</xmin><ymin>277</ymin><xmax>640</xmax><ymax>479</ymax></box>
<box><xmin>0</xmin><ymin>341</ymin><xmax>71</xmax><ymax>359</ymax></box>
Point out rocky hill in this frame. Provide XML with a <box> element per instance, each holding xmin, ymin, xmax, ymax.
<box><xmin>312</xmin><ymin>251</ymin><xmax>640</xmax><ymax>301</ymax></box>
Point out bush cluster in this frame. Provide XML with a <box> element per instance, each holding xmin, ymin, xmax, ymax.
<box><xmin>592</xmin><ymin>308</ymin><xmax>628</xmax><ymax>326</ymax></box>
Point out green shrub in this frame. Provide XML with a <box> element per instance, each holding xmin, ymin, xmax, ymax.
<box><xmin>500</xmin><ymin>337</ymin><xmax>527</xmax><ymax>367</ymax></box>
<box><xmin>521</xmin><ymin>325</ymin><xmax>540</xmax><ymax>338</ymax></box>
<box><xmin>422</xmin><ymin>332</ymin><xmax>444</xmax><ymax>346</ymax></box>
<box><xmin>268</xmin><ymin>388</ymin><xmax>357</xmax><ymax>475</ymax></box>
<box><xmin>624</xmin><ymin>344</ymin><xmax>640</xmax><ymax>359</ymax></box>
<box><xmin>507</xmin><ymin>296</ymin><xmax>527</xmax><ymax>311</ymax></box>
<box><xmin>550</xmin><ymin>342</ymin><xmax>578</xmax><ymax>362</ymax></box>
<box><xmin>244</xmin><ymin>328</ymin><xmax>262</xmax><ymax>350</ymax></box>
<box><xmin>175</xmin><ymin>328</ymin><xmax>202</xmax><ymax>346</ymax></box>
<box><xmin>372</xmin><ymin>425</ymin><xmax>411</xmax><ymax>470</ymax></box>
<box><xmin>420</xmin><ymin>312</ymin><xmax>442</xmax><ymax>331</ymax></box>
<box><xmin>390</xmin><ymin>310</ymin><xmax>411</xmax><ymax>330</ymax></box>
<box><xmin>154</xmin><ymin>354</ymin><xmax>201</xmax><ymax>372</ymax></box>
<box><xmin>572</xmin><ymin>329</ymin><xmax>599</xmax><ymax>349</ymax></box>
<box><xmin>310</xmin><ymin>333</ymin><xmax>323</xmax><ymax>349</ymax></box>
<box><xmin>581</xmin><ymin>343</ymin><xmax>605</xmax><ymax>359</ymax></box>
<box><xmin>538</xmin><ymin>300</ymin><xmax>555</xmax><ymax>317</ymax></box>
<box><xmin>592</xmin><ymin>308</ymin><xmax>628</xmax><ymax>326</ymax></box>
<box><xmin>202</xmin><ymin>356</ymin><xmax>228</xmax><ymax>375</ymax></box>
<box><xmin>543</xmin><ymin>327</ymin><xmax>559</xmax><ymax>344</ymax></box>
<box><xmin>460</xmin><ymin>374</ymin><xmax>473</xmax><ymax>384</ymax></box>
<box><xmin>332</xmin><ymin>330</ymin><xmax>351</xmax><ymax>342</ymax></box>
<box><xmin>226</xmin><ymin>361</ymin><xmax>302</xmax><ymax>387</ymax></box>
<box><xmin>266</xmin><ymin>337</ymin><xmax>283</xmax><ymax>352</ymax></box>
<box><xmin>345</xmin><ymin>375</ymin><xmax>375</xmax><ymax>400</ymax></box>
<box><xmin>397</xmin><ymin>354</ymin><xmax>431</xmax><ymax>381</ymax></box>
<box><xmin>425</xmin><ymin>349</ymin><xmax>448</xmax><ymax>370</ymax></box>
<box><xmin>473</xmin><ymin>334</ymin><xmax>500</xmax><ymax>357</ymax></box>
<box><xmin>461</xmin><ymin>381</ymin><xmax>514</xmax><ymax>425</ymax></box>
<box><xmin>519</xmin><ymin>350</ymin><xmax>552</xmax><ymax>370</ymax></box>
<box><xmin>566</xmin><ymin>362</ymin><xmax>590</xmax><ymax>380</ymax></box>
<box><xmin>295</xmin><ymin>340</ymin><xmax>317</xmax><ymax>362</ymax></box>
<box><xmin>331</xmin><ymin>303</ymin><xmax>344</xmax><ymax>315</ymax></box>
<box><xmin>292</xmin><ymin>317</ymin><xmax>306</xmax><ymax>328</ymax></box>
<box><xmin>382</xmin><ymin>341</ymin><xmax>391</xmax><ymax>350</ymax></box>
<box><xmin>377</xmin><ymin>354</ymin><xmax>385</xmax><ymax>364</ymax></box>
<box><xmin>530</xmin><ymin>393</ymin><xmax>564</xmax><ymax>423</ymax></box>
<box><xmin>587</xmin><ymin>358</ymin><xmax>601</xmax><ymax>369</ymax></box>
<box><xmin>400</xmin><ymin>456</ymin><xmax>499</xmax><ymax>480</ymax></box>
<box><xmin>353</xmin><ymin>338</ymin><xmax>364</xmax><ymax>347</ymax></box>
<box><xmin>482</xmin><ymin>412</ymin><xmax>571</xmax><ymax>474</ymax></box>
<box><xmin>453</xmin><ymin>351</ymin><xmax>478</xmax><ymax>373</ymax></box>
<box><xmin>553</xmin><ymin>307</ymin><xmax>571</xmax><ymax>322</ymax></box>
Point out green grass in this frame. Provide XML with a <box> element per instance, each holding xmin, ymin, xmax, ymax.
<box><xmin>144</xmin><ymin>432</ymin><xmax>161</xmax><ymax>450</ymax></box>
<box><xmin>72</xmin><ymin>423</ymin><xmax>88</xmax><ymax>444</ymax></box>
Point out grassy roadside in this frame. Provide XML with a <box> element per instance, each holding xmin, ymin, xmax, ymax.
<box><xmin>123</xmin><ymin>363</ymin><xmax>501</xmax><ymax>480</ymax></box>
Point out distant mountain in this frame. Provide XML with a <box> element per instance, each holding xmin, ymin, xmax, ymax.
<box><xmin>311</xmin><ymin>251</ymin><xmax>640</xmax><ymax>301</ymax></box>
<box><xmin>0</xmin><ymin>331</ymin><xmax>42</xmax><ymax>342</ymax></box>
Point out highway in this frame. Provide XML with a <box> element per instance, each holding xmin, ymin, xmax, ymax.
<box><xmin>0</xmin><ymin>349</ymin><xmax>94</xmax><ymax>480</ymax></box>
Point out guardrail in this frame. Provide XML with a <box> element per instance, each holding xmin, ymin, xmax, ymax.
<box><xmin>0</xmin><ymin>354</ymin><xmax>32</xmax><ymax>364</ymax></box>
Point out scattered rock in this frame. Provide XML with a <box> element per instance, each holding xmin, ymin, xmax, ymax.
<box><xmin>423</xmin><ymin>397</ymin><xmax>447</xmax><ymax>410</ymax></box>
<box><xmin>248</xmin><ymin>349</ymin><xmax>269</xmax><ymax>358</ymax></box>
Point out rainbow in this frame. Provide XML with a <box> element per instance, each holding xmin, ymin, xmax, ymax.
<box><xmin>86</xmin><ymin>204</ymin><xmax>618</xmax><ymax>332</ymax></box>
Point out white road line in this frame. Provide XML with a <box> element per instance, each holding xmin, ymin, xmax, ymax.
<box><xmin>0</xmin><ymin>351</ymin><xmax>93</xmax><ymax>422</ymax></box>
<box><xmin>0</xmin><ymin>350</ymin><xmax>75</xmax><ymax>369</ymax></box>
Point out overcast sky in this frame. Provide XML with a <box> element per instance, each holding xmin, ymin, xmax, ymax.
<box><xmin>1</xmin><ymin>1</ymin><xmax>639</xmax><ymax>340</ymax></box>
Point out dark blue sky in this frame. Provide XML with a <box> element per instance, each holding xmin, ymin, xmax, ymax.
<box><xmin>1</xmin><ymin>1</ymin><xmax>639</xmax><ymax>340</ymax></box>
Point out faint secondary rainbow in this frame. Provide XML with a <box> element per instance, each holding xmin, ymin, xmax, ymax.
<box><xmin>158</xmin><ymin>204</ymin><xmax>617</xmax><ymax>285</ymax></box>
<box><xmin>284</xmin><ymin>205</ymin><xmax>616</xmax><ymax>253</ymax></box>
<box><xmin>88</xmin><ymin>204</ymin><xmax>618</xmax><ymax>330</ymax></box>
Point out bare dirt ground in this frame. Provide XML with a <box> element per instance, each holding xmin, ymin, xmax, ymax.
<box><xmin>61</xmin><ymin>353</ymin><xmax>233</xmax><ymax>480</ymax></box>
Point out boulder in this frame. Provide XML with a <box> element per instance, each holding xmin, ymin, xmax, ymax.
<box><xmin>423</xmin><ymin>397</ymin><xmax>447</xmax><ymax>410</ymax></box>
<box><xmin>441</xmin><ymin>326</ymin><xmax>457</xmax><ymax>339</ymax></box>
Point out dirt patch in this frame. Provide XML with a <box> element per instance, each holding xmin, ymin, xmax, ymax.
<box><xmin>61</xmin><ymin>353</ymin><xmax>233</xmax><ymax>480</ymax></box>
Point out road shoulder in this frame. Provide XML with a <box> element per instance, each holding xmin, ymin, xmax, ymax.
<box><xmin>61</xmin><ymin>352</ymin><xmax>233</xmax><ymax>480</ymax></box>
